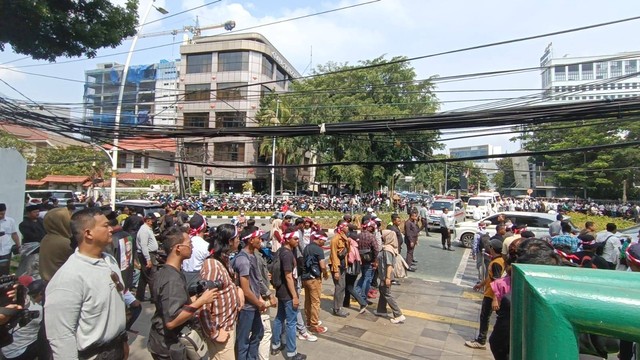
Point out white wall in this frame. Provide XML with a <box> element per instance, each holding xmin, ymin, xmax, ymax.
<box><xmin>0</xmin><ymin>149</ymin><xmax>27</xmax><ymax>225</ymax></box>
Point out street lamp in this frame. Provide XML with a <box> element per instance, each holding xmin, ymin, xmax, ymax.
<box><xmin>110</xmin><ymin>0</ymin><xmax>168</xmax><ymax>209</ymax></box>
<box><xmin>270</xmin><ymin>99</ymin><xmax>280</xmax><ymax>204</ymax></box>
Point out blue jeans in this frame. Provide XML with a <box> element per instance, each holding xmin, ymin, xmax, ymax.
<box><xmin>356</xmin><ymin>262</ymin><xmax>374</xmax><ymax>299</ymax></box>
<box><xmin>271</xmin><ymin>299</ymin><xmax>298</xmax><ymax>357</ymax></box>
<box><xmin>236</xmin><ymin>308</ymin><xmax>264</xmax><ymax>360</ymax></box>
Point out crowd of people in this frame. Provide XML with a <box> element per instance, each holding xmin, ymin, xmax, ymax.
<box><xmin>466</xmin><ymin>213</ymin><xmax>639</xmax><ymax>359</ymax></box>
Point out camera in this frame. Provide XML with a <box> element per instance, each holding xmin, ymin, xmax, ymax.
<box><xmin>0</xmin><ymin>276</ymin><xmax>39</xmax><ymax>347</ymax></box>
<box><xmin>0</xmin><ymin>275</ymin><xmax>24</xmax><ymax>307</ymax></box>
<box><xmin>187</xmin><ymin>279</ymin><xmax>223</xmax><ymax>297</ymax></box>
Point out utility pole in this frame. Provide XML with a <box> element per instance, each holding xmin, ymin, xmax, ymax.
<box><xmin>623</xmin><ymin>179</ymin><xmax>628</xmax><ymax>203</ymax></box>
<box><xmin>270</xmin><ymin>99</ymin><xmax>280</xmax><ymax>204</ymax></box>
<box><xmin>444</xmin><ymin>163</ymin><xmax>448</xmax><ymax>194</ymax></box>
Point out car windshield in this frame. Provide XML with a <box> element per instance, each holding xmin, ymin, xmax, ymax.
<box><xmin>430</xmin><ymin>201</ymin><xmax>453</xmax><ymax>211</ymax></box>
<box><xmin>467</xmin><ymin>198</ymin><xmax>487</xmax><ymax>207</ymax></box>
<box><xmin>51</xmin><ymin>191</ymin><xmax>73</xmax><ymax>199</ymax></box>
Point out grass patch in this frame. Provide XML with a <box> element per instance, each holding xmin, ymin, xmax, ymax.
<box><xmin>566</xmin><ymin>212</ymin><xmax>636</xmax><ymax>231</ymax></box>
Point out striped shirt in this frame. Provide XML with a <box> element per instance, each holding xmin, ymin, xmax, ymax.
<box><xmin>200</xmin><ymin>258</ymin><xmax>240</xmax><ymax>338</ymax></box>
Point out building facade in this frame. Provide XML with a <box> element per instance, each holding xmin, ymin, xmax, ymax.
<box><xmin>540</xmin><ymin>43</ymin><xmax>640</xmax><ymax>103</ymax></box>
<box><xmin>178</xmin><ymin>32</ymin><xmax>303</xmax><ymax>194</ymax></box>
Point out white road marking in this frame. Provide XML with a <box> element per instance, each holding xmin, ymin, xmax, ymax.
<box><xmin>452</xmin><ymin>248</ymin><xmax>471</xmax><ymax>285</ymax></box>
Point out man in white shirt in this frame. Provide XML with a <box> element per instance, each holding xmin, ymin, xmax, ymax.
<box><xmin>440</xmin><ymin>207</ymin><xmax>455</xmax><ymax>251</ymax></box>
<box><xmin>135</xmin><ymin>213</ymin><xmax>159</xmax><ymax>301</ymax></box>
<box><xmin>0</xmin><ymin>203</ymin><xmax>20</xmax><ymax>275</ymax></box>
<box><xmin>45</xmin><ymin>207</ymin><xmax>128</xmax><ymax>360</ymax></box>
<box><xmin>182</xmin><ymin>213</ymin><xmax>210</xmax><ymax>285</ymax></box>
<box><xmin>596</xmin><ymin>223</ymin><xmax>622</xmax><ymax>270</ymax></box>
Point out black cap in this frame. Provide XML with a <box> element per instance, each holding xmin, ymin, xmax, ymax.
<box><xmin>25</xmin><ymin>204</ymin><xmax>40</xmax><ymax>212</ymax></box>
<box><xmin>27</xmin><ymin>279</ymin><xmax>46</xmax><ymax>295</ymax></box>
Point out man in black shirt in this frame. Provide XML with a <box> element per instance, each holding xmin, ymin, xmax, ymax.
<box><xmin>19</xmin><ymin>205</ymin><xmax>46</xmax><ymax>243</ymax></box>
<box><xmin>271</xmin><ymin>231</ymin><xmax>307</xmax><ymax>360</ymax></box>
<box><xmin>148</xmin><ymin>227</ymin><xmax>217</xmax><ymax>359</ymax></box>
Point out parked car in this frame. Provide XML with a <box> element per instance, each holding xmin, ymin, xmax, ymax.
<box><xmin>115</xmin><ymin>200</ymin><xmax>164</xmax><ymax>219</ymax></box>
<box><xmin>25</xmin><ymin>190</ymin><xmax>75</xmax><ymax>206</ymax></box>
<box><xmin>455</xmin><ymin>211</ymin><xmax>576</xmax><ymax>248</ymax></box>
<box><xmin>426</xmin><ymin>197</ymin><xmax>465</xmax><ymax>231</ymax></box>
<box><xmin>465</xmin><ymin>197</ymin><xmax>492</xmax><ymax>219</ymax></box>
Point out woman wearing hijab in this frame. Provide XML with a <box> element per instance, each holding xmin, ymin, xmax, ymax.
<box><xmin>270</xmin><ymin>219</ymin><xmax>284</xmax><ymax>252</ymax></box>
<box><xmin>375</xmin><ymin>230</ymin><xmax>405</xmax><ymax>324</ymax></box>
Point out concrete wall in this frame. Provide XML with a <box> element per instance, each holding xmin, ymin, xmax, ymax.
<box><xmin>0</xmin><ymin>149</ymin><xmax>27</xmax><ymax>226</ymax></box>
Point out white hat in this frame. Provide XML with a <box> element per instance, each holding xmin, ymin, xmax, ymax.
<box><xmin>367</xmin><ymin>207</ymin><xmax>374</xmax><ymax>213</ymax></box>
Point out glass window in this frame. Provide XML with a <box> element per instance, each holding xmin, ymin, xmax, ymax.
<box><xmin>186</xmin><ymin>53</ymin><xmax>212</xmax><ymax>74</ymax></box>
<box><xmin>215</xmin><ymin>112</ymin><xmax>246</xmax><ymax>128</ymax></box>
<box><xmin>184</xmin><ymin>113</ymin><xmax>209</xmax><ymax>128</ymax></box>
<box><xmin>133</xmin><ymin>154</ymin><xmax>143</xmax><ymax>169</ymax></box>
<box><xmin>214</xmin><ymin>143</ymin><xmax>245</xmax><ymax>162</ymax></box>
<box><xmin>217</xmin><ymin>82</ymin><xmax>247</xmax><ymax>101</ymax></box>
<box><xmin>117</xmin><ymin>154</ymin><xmax>127</xmax><ymax>168</ymax></box>
<box><xmin>275</xmin><ymin>66</ymin><xmax>286</xmax><ymax>86</ymax></box>
<box><xmin>554</xmin><ymin>66</ymin><xmax>566</xmax><ymax>81</ymax></box>
<box><xmin>596</xmin><ymin>62</ymin><xmax>608</xmax><ymax>79</ymax></box>
<box><xmin>567</xmin><ymin>64</ymin><xmax>579</xmax><ymax>81</ymax></box>
<box><xmin>625</xmin><ymin>60</ymin><xmax>637</xmax><ymax>75</ymax></box>
<box><xmin>218</xmin><ymin>51</ymin><xmax>249</xmax><ymax>72</ymax></box>
<box><xmin>611</xmin><ymin>61</ymin><xmax>623</xmax><ymax>77</ymax></box>
<box><xmin>581</xmin><ymin>63</ymin><xmax>593</xmax><ymax>80</ymax></box>
<box><xmin>185</xmin><ymin>84</ymin><xmax>210</xmax><ymax>101</ymax></box>
<box><xmin>184</xmin><ymin>143</ymin><xmax>207</xmax><ymax>162</ymax></box>
<box><xmin>262</xmin><ymin>55</ymin><xmax>274</xmax><ymax>78</ymax></box>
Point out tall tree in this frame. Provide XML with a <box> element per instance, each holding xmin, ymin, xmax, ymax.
<box><xmin>493</xmin><ymin>158</ymin><xmax>516</xmax><ymax>193</ymax></box>
<box><xmin>259</xmin><ymin>56</ymin><xmax>441</xmax><ymax>193</ymax></box>
<box><xmin>0</xmin><ymin>0</ymin><xmax>138</xmax><ymax>61</ymax></box>
<box><xmin>518</xmin><ymin>118</ymin><xmax>640</xmax><ymax>199</ymax></box>
<box><xmin>0</xmin><ymin>130</ymin><xmax>31</xmax><ymax>156</ymax></box>
<box><xmin>27</xmin><ymin>146</ymin><xmax>109</xmax><ymax>180</ymax></box>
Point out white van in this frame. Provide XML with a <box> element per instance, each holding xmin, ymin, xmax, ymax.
<box><xmin>465</xmin><ymin>197</ymin><xmax>491</xmax><ymax>219</ymax></box>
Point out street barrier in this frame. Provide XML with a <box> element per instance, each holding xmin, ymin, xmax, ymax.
<box><xmin>511</xmin><ymin>264</ymin><xmax>640</xmax><ymax>359</ymax></box>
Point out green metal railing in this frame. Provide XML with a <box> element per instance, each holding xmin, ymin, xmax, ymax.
<box><xmin>511</xmin><ymin>264</ymin><xmax>640</xmax><ymax>359</ymax></box>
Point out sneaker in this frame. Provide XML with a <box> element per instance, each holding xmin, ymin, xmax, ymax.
<box><xmin>298</xmin><ymin>332</ymin><xmax>318</xmax><ymax>342</ymax></box>
<box><xmin>391</xmin><ymin>280</ymin><xmax>401</xmax><ymax>286</ymax></box>
<box><xmin>306</xmin><ymin>320</ymin><xmax>323</xmax><ymax>327</ymax></box>
<box><xmin>358</xmin><ymin>305</ymin><xmax>368</xmax><ymax>314</ymax></box>
<box><xmin>373</xmin><ymin>311</ymin><xmax>389</xmax><ymax>317</ymax></box>
<box><xmin>332</xmin><ymin>309</ymin><xmax>349</xmax><ymax>318</ymax></box>
<box><xmin>271</xmin><ymin>343</ymin><xmax>285</xmax><ymax>356</ymax></box>
<box><xmin>287</xmin><ymin>353</ymin><xmax>307</xmax><ymax>360</ymax></box>
<box><xmin>464</xmin><ymin>340</ymin><xmax>486</xmax><ymax>349</ymax></box>
<box><xmin>309</xmin><ymin>325</ymin><xmax>328</xmax><ymax>334</ymax></box>
<box><xmin>389</xmin><ymin>315</ymin><xmax>406</xmax><ymax>324</ymax></box>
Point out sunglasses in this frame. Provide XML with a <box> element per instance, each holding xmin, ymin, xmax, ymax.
<box><xmin>110</xmin><ymin>271</ymin><xmax>125</xmax><ymax>293</ymax></box>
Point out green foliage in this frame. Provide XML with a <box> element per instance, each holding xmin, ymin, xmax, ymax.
<box><xmin>410</xmin><ymin>157</ymin><xmax>488</xmax><ymax>194</ymax></box>
<box><xmin>258</xmin><ymin>56</ymin><xmax>441</xmax><ymax>192</ymax></box>
<box><xmin>566</xmin><ymin>212</ymin><xmax>635</xmax><ymax>232</ymax></box>
<box><xmin>0</xmin><ymin>0</ymin><xmax>139</xmax><ymax>61</ymax></box>
<box><xmin>519</xmin><ymin>118</ymin><xmax>640</xmax><ymax>199</ymax></box>
<box><xmin>190</xmin><ymin>179</ymin><xmax>202</xmax><ymax>195</ymax></box>
<box><xmin>493</xmin><ymin>158</ymin><xmax>516</xmax><ymax>193</ymax></box>
<box><xmin>0</xmin><ymin>130</ymin><xmax>31</xmax><ymax>156</ymax></box>
<box><xmin>133</xmin><ymin>179</ymin><xmax>172</xmax><ymax>188</ymax></box>
<box><xmin>28</xmin><ymin>146</ymin><xmax>109</xmax><ymax>180</ymax></box>
<box><xmin>242</xmin><ymin>181</ymin><xmax>254</xmax><ymax>193</ymax></box>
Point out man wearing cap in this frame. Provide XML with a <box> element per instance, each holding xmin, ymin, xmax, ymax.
<box><xmin>182</xmin><ymin>213</ymin><xmax>210</xmax><ymax>287</ymax></box>
<box><xmin>234</xmin><ymin>229</ymin><xmax>267</xmax><ymax>360</ymax></box>
<box><xmin>135</xmin><ymin>213</ymin><xmax>159</xmax><ymax>301</ymax></box>
<box><xmin>20</xmin><ymin>205</ymin><xmax>46</xmax><ymax>244</ymax></box>
<box><xmin>301</xmin><ymin>232</ymin><xmax>329</xmax><ymax>334</ymax></box>
<box><xmin>0</xmin><ymin>203</ymin><xmax>20</xmax><ymax>275</ymax></box>
<box><xmin>465</xmin><ymin>238</ymin><xmax>505</xmax><ymax>350</ymax></box>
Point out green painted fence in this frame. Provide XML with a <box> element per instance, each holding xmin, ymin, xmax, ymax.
<box><xmin>511</xmin><ymin>264</ymin><xmax>640</xmax><ymax>359</ymax></box>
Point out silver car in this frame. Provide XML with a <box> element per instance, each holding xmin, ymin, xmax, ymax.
<box><xmin>455</xmin><ymin>211</ymin><xmax>575</xmax><ymax>248</ymax></box>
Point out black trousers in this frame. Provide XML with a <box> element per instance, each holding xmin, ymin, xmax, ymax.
<box><xmin>440</xmin><ymin>227</ymin><xmax>452</xmax><ymax>248</ymax></box>
<box><xmin>476</xmin><ymin>296</ymin><xmax>493</xmax><ymax>344</ymax></box>
<box><xmin>489</xmin><ymin>314</ymin><xmax>510</xmax><ymax>360</ymax></box>
<box><xmin>343</xmin><ymin>273</ymin><xmax>366</xmax><ymax>307</ymax></box>
<box><xmin>135</xmin><ymin>252</ymin><xmax>157</xmax><ymax>300</ymax></box>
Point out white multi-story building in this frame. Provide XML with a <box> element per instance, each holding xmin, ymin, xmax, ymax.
<box><xmin>178</xmin><ymin>32</ymin><xmax>309</xmax><ymax>194</ymax></box>
<box><xmin>540</xmin><ymin>43</ymin><xmax>640</xmax><ymax>102</ymax></box>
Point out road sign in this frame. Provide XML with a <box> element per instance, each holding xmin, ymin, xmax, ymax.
<box><xmin>527</xmin><ymin>188</ymin><xmax>533</xmax><ymax>195</ymax></box>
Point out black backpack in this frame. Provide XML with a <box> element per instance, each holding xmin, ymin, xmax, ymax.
<box><xmin>267</xmin><ymin>248</ymin><xmax>283</xmax><ymax>288</ymax></box>
<box><xmin>595</xmin><ymin>235</ymin><xmax>613</xmax><ymax>256</ymax></box>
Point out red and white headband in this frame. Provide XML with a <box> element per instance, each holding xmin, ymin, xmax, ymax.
<box><xmin>283</xmin><ymin>231</ymin><xmax>299</xmax><ymax>241</ymax></box>
<box><xmin>242</xmin><ymin>229</ymin><xmax>264</xmax><ymax>241</ymax></box>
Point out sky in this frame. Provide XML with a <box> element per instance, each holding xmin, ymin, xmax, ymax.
<box><xmin>1</xmin><ymin>0</ymin><xmax>639</xmax><ymax>154</ymax></box>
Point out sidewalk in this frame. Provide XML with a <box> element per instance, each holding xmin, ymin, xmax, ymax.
<box><xmin>128</xmin><ymin>274</ymin><xmax>494</xmax><ymax>360</ymax></box>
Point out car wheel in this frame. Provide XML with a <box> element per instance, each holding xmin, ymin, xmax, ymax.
<box><xmin>459</xmin><ymin>232</ymin><xmax>475</xmax><ymax>248</ymax></box>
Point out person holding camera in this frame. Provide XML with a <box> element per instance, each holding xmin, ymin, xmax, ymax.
<box><xmin>148</xmin><ymin>226</ymin><xmax>218</xmax><ymax>360</ymax></box>
<box><xmin>1</xmin><ymin>277</ymin><xmax>46</xmax><ymax>360</ymax></box>
<box><xmin>45</xmin><ymin>208</ymin><xmax>128</xmax><ymax>360</ymax></box>
<box><xmin>199</xmin><ymin>224</ymin><xmax>242</xmax><ymax>360</ymax></box>
<box><xmin>233</xmin><ymin>229</ymin><xmax>268</xmax><ymax>360</ymax></box>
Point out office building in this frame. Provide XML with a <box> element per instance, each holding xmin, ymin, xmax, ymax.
<box><xmin>178</xmin><ymin>32</ymin><xmax>309</xmax><ymax>194</ymax></box>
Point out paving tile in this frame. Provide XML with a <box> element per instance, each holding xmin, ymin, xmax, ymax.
<box><xmin>415</xmin><ymin>335</ymin><xmax>446</xmax><ymax>349</ymax></box>
<box><xmin>337</xmin><ymin>325</ymin><xmax>367</xmax><ymax>338</ymax></box>
<box><xmin>412</xmin><ymin>345</ymin><xmax>445</xmax><ymax>358</ymax></box>
<box><xmin>421</xmin><ymin>327</ymin><xmax>450</xmax><ymax>341</ymax></box>
<box><xmin>384</xmin><ymin>337</ymin><xmax>416</xmax><ymax>353</ymax></box>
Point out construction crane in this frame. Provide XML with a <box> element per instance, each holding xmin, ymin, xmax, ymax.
<box><xmin>134</xmin><ymin>18</ymin><xmax>236</xmax><ymax>41</ymax></box>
